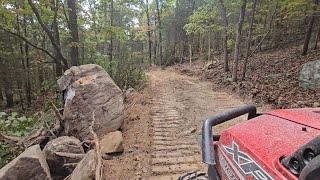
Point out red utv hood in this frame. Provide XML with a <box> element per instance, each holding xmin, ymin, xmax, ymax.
<box><xmin>218</xmin><ymin>108</ymin><xmax>320</xmax><ymax>179</ymax></box>
<box><xmin>267</xmin><ymin>108</ymin><xmax>320</xmax><ymax>130</ymax></box>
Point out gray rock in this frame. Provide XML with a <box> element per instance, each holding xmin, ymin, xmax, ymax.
<box><xmin>0</xmin><ymin>145</ymin><xmax>52</xmax><ymax>180</ymax></box>
<box><xmin>100</xmin><ymin>131</ymin><xmax>124</xmax><ymax>154</ymax></box>
<box><xmin>57</xmin><ymin>64</ymin><xmax>124</xmax><ymax>140</ymax></box>
<box><xmin>69</xmin><ymin>150</ymin><xmax>96</xmax><ymax>180</ymax></box>
<box><xmin>43</xmin><ymin>136</ymin><xmax>84</xmax><ymax>178</ymax></box>
<box><xmin>203</xmin><ymin>62</ymin><xmax>214</xmax><ymax>71</ymax></box>
<box><xmin>124</xmin><ymin>87</ymin><xmax>135</xmax><ymax>101</ymax></box>
<box><xmin>299</xmin><ymin>60</ymin><xmax>320</xmax><ymax>89</ymax></box>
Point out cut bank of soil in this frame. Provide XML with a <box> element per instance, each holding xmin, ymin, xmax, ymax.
<box><xmin>103</xmin><ymin>68</ymin><xmax>253</xmax><ymax>179</ymax></box>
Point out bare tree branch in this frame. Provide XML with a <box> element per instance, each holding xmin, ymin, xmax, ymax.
<box><xmin>27</xmin><ymin>0</ymin><xmax>69</xmax><ymax>68</ymax></box>
<box><xmin>1</xmin><ymin>28</ymin><xmax>57</xmax><ymax>62</ymax></box>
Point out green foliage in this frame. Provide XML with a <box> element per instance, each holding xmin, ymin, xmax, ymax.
<box><xmin>0</xmin><ymin>112</ymin><xmax>37</xmax><ymax>137</ymax></box>
<box><xmin>115</xmin><ymin>63</ymin><xmax>147</xmax><ymax>89</ymax></box>
<box><xmin>279</xmin><ymin>0</ymin><xmax>313</xmax><ymax>20</ymax></box>
<box><xmin>184</xmin><ymin>1</ymin><xmax>222</xmax><ymax>35</ymax></box>
<box><xmin>0</xmin><ymin>111</ymin><xmax>42</xmax><ymax>168</ymax></box>
<box><xmin>40</xmin><ymin>80</ymin><xmax>63</xmax><ymax>111</ymax></box>
<box><xmin>94</xmin><ymin>57</ymin><xmax>146</xmax><ymax>90</ymax></box>
<box><xmin>41</xmin><ymin>80</ymin><xmax>57</xmax><ymax>92</ymax></box>
<box><xmin>227</xmin><ymin>39</ymin><xmax>235</xmax><ymax>49</ymax></box>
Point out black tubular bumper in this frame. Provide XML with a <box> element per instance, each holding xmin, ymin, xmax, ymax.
<box><xmin>202</xmin><ymin>105</ymin><xmax>257</xmax><ymax>165</ymax></box>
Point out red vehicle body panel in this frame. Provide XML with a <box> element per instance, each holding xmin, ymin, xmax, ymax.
<box><xmin>214</xmin><ymin>108</ymin><xmax>320</xmax><ymax>180</ymax></box>
<box><xmin>267</xmin><ymin>109</ymin><xmax>320</xmax><ymax>130</ymax></box>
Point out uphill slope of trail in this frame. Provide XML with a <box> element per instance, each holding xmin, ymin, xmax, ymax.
<box><xmin>147</xmin><ymin>68</ymin><xmax>247</xmax><ymax>179</ymax></box>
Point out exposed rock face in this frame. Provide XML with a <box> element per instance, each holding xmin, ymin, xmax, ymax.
<box><xmin>299</xmin><ymin>60</ymin><xmax>320</xmax><ymax>89</ymax></box>
<box><xmin>69</xmin><ymin>150</ymin><xmax>96</xmax><ymax>180</ymax></box>
<box><xmin>100</xmin><ymin>131</ymin><xmax>124</xmax><ymax>154</ymax></box>
<box><xmin>57</xmin><ymin>64</ymin><xmax>124</xmax><ymax>140</ymax></box>
<box><xmin>0</xmin><ymin>145</ymin><xmax>51</xmax><ymax>180</ymax></box>
<box><xmin>43</xmin><ymin>136</ymin><xmax>84</xmax><ymax>178</ymax></box>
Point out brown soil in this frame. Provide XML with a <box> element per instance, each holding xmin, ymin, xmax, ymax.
<box><xmin>103</xmin><ymin>67</ymin><xmax>260</xmax><ymax>179</ymax></box>
<box><xmin>103</xmin><ymin>87</ymin><xmax>153</xmax><ymax>179</ymax></box>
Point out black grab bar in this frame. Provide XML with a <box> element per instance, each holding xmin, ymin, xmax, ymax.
<box><xmin>202</xmin><ymin>105</ymin><xmax>257</xmax><ymax>165</ymax></box>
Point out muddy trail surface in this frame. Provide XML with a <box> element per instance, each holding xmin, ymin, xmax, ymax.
<box><xmin>146</xmin><ymin>68</ymin><xmax>247</xmax><ymax>179</ymax></box>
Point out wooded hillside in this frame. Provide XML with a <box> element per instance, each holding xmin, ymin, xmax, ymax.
<box><xmin>1</xmin><ymin>0</ymin><xmax>319</xmax><ymax>111</ymax></box>
<box><xmin>0</xmin><ymin>0</ymin><xmax>320</xmax><ymax>176</ymax></box>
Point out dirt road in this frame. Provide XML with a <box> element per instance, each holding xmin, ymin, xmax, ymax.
<box><xmin>104</xmin><ymin>67</ymin><xmax>248</xmax><ymax>179</ymax></box>
<box><xmin>147</xmin><ymin>68</ymin><xmax>246</xmax><ymax>179</ymax></box>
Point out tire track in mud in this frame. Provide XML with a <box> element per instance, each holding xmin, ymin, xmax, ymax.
<box><xmin>147</xmin><ymin>69</ymin><xmax>246</xmax><ymax>180</ymax></box>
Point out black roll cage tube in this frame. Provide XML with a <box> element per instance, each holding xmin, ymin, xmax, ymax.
<box><xmin>201</xmin><ymin>105</ymin><xmax>258</xmax><ymax>165</ymax></box>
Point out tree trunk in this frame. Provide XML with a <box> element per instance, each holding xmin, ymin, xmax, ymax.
<box><xmin>155</xmin><ymin>0</ymin><xmax>163</xmax><ymax>67</ymax></box>
<box><xmin>145</xmin><ymin>0</ymin><xmax>152</xmax><ymax>65</ymax></box>
<box><xmin>173</xmin><ymin>0</ymin><xmax>180</xmax><ymax>60</ymax></box>
<box><xmin>314</xmin><ymin>25</ymin><xmax>320</xmax><ymax>50</ymax></box>
<box><xmin>302</xmin><ymin>0</ymin><xmax>318</xmax><ymax>55</ymax></box>
<box><xmin>68</xmin><ymin>0</ymin><xmax>79</xmax><ymax>66</ymax></box>
<box><xmin>110</xmin><ymin>0</ymin><xmax>114</xmax><ymax>63</ymax></box>
<box><xmin>17</xmin><ymin>1</ymin><xmax>32</xmax><ymax>106</ymax></box>
<box><xmin>208</xmin><ymin>32</ymin><xmax>211</xmax><ymax>63</ymax></box>
<box><xmin>218</xmin><ymin>0</ymin><xmax>229</xmax><ymax>72</ymax></box>
<box><xmin>51</xmin><ymin>0</ymin><xmax>64</xmax><ymax>76</ymax></box>
<box><xmin>189</xmin><ymin>44</ymin><xmax>192</xmax><ymax>66</ymax></box>
<box><xmin>242</xmin><ymin>0</ymin><xmax>257</xmax><ymax>80</ymax></box>
<box><xmin>24</xmin><ymin>28</ymin><xmax>32</xmax><ymax>105</ymax></box>
<box><xmin>0</xmin><ymin>87</ymin><xmax>3</xmax><ymax>103</ymax></box>
<box><xmin>248</xmin><ymin>0</ymin><xmax>279</xmax><ymax>59</ymax></box>
<box><xmin>4</xmin><ymin>83</ymin><xmax>14</xmax><ymax>108</ymax></box>
<box><xmin>153</xmin><ymin>19</ymin><xmax>157</xmax><ymax>62</ymax></box>
<box><xmin>27</xmin><ymin>0</ymin><xmax>68</xmax><ymax>70</ymax></box>
<box><xmin>232</xmin><ymin>0</ymin><xmax>247</xmax><ymax>82</ymax></box>
<box><xmin>1</xmin><ymin>57</ymin><xmax>13</xmax><ymax>108</ymax></box>
<box><xmin>17</xmin><ymin>13</ymin><xmax>25</xmax><ymax>106</ymax></box>
<box><xmin>22</xmin><ymin>12</ymin><xmax>32</xmax><ymax>105</ymax></box>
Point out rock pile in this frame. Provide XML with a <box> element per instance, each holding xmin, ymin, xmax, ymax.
<box><xmin>0</xmin><ymin>64</ymin><xmax>126</xmax><ymax>180</ymax></box>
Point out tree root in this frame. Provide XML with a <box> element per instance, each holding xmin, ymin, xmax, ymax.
<box><xmin>0</xmin><ymin>133</ymin><xmax>22</xmax><ymax>146</ymax></box>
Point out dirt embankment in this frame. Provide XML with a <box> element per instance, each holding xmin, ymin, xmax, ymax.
<box><xmin>177</xmin><ymin>45</ymin><xmax>320</xmax><ymax>109</ymax></box>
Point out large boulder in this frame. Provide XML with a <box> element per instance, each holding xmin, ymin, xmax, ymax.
<box><xmin>299</xmin><ymin>60</ymin><xmax>320</xmax><ymax>89</ymax></box>
<box><xmin>57</xmin><ymin>64</ymin><xmax>124</xmax><ymax>140</ymax></box>
<box><xmin>0</xmin><ymin>145</ymin><xmax>52</xmax><ymax>180</ymax></box>
<box><xmin>100</xmin><ymin>131</ymin><xmax>124</xmax><ymax>154</ymax></box>
<box><xmin>43</xmin><ymin>136</ymin><xmax>84</xmax><ymax>178</ymax></box>
<box><xmin>69</xmin><ymin>150</ymin><xmax>96</xmax><ymax>180</ymax></box>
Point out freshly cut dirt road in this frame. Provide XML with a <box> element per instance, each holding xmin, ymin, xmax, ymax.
<box><xmin>147</xmin><ymin>68</ymin><xmax>246</xmax><ymax>179</ymax></box>
<box><xmin>103</xmin><ymin>67</ymin><xmax>249</xmax><ymax>179</ymax></box>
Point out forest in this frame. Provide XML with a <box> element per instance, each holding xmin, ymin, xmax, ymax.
<box><xmin>0</xmin><ymin>0</ymin><xmax>320</xmax><ymax>175</ymax></box>
<box><xmin>0</xmin><ymin>0</ymin><xmax>319</xmax><ymax>110</ymax></box>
